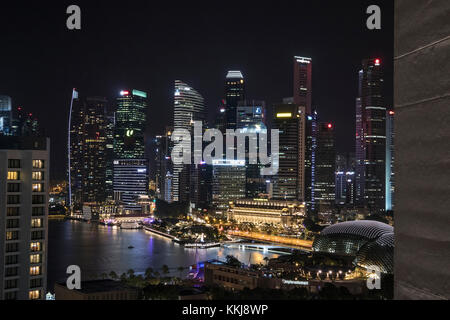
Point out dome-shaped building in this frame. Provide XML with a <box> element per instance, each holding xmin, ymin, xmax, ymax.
<box><xmin>312</xmin><ymin>220</ymin><xmax>394</xmax><ymax>270</ymax></box>
<box><xmin>355</xmin><ymin>232</ymin><xmax>394</xmax><ymax>274</ymax></box>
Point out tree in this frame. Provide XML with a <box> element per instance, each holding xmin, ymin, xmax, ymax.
<box><xmin>145</xmin><ymin>267</ymin><xmax>154</xmax><ymax>280</ymax></box>
<box><xmin>127</xmin><ymin>269</ymin><xmax>135</xmax><ymax>278</ymax></box>
<box><xmin>100</xmin><ymin>272</ymin><xmax>108</xmax><ymax>280</ymax></box>
<box><xmin>161</xmin><ymin>265</ymin><xmax>170</xmax><ymax>276</ymax></box>
<box><xmin>109</xmin><ymin>271</ymin><xmax>118</xmax><ymax>280</ymax></box>
<box><xmin>225</xmin><ymin>255</ymin><xmax>242</xmax><ymax>267</ymax></box>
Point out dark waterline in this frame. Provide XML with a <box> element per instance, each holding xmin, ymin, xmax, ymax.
<box><xmin>47</xmin><ymin>220</ymin><xmax>280</xmax><ymax>292</ymax></box>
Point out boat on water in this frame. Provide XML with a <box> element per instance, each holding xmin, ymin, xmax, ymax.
<box><xmin>120</xmin><ymin>222</ymin><xmax>142</xmax><ymax>230</ymax></box>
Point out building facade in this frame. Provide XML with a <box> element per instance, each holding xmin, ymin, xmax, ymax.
<box><xmin>0</xmin><ymin>136</ymin><xmax>49</xmax><ymax>300</ymax></box>
<box><xmin>355</xmin><ymin>58</ymin><xmax>386</xmax><ymax>213</ymax></box>
<box><xmin>172</xmin><ymin>80</ymin><xmax>205</xmax><ymax>202</ymax></box>
<box><xmin>293</xmin><ymin>56</ymin><xmax>312</xmax><ymax>115</ymax></box>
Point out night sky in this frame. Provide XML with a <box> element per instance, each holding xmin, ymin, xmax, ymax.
<box><xmin>0</xmin><ymin>1</ymin><xmax>393</xmax><ymax>180</ymax></box>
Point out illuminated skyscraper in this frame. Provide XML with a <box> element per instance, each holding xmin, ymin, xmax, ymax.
<box><xmin>114</xmin><ymin>89</ymin><xmax>148</xmax><ymax>159</ymax></box>
<box><xmin>0</xmin><ymin>95</ymin><xmax>12</xmax><ymax>135</ymax></box>
<box><xmin>0</xmin><ymin>136</ymin><xmax>49</xmax><ymax>300</ymax></box>
<box><xmin>314</xmin><ymin>122</ymin><xmax>336</xmax><ymax>207</ymax></box>
<box><xmin>69</xmin><ymin>96</ymin><xmax>108</xmax><ymax>206</ymax></box>
<box><xmin>113</xmin><ymin>89</ymin><xmax>149</xmax><ymax>211</ymax></box>
<box><xmin>154</xmin><ymin>127</ymin><xmax>173</xmax><ymax>200</ymax></box>
<box><xmin>272</xmin><ymin>104</ymin><xmax>307</xmax><ymax>201</ymax></box>
<box><xmin>293</xmin><ymin>56</ymin><xmax>312</xmax><ymax>115</ymax></box>
<box><xmin>236</xmin><ymin>100</ymin><xmax>267</xmax><ymax>198</ymax></box>
<box><xmin>386</xmin><ymin>110</ymin><xmax>394</xmax><ymax>211</ymax></box>
<box><xmin>225</xmin><ymin>71</ymin><xmax>245</xmax><ymax>129</ymax></box>
<box><xmin>172</xmin><ymin>80</ymin><xmax>205</xmax><ymax>202</ymax></box>
<box><xmin>212</xmin><ymin>159</ymin><xmax>246</xmax><ymax>211</ymax></box>
<box><xmin>355</xmin><ymin>58</ymin><xmax>386</xmax><ymax>213</ymax></box>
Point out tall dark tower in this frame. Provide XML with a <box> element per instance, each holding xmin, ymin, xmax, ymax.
<box><xmin>355</xmin><ymin>58</ymin><xmax>386</xmax><ymax>214</ymax></box>
<box><xmin>225</xmin><ymin>71</ymin><xmax>245</xmax><ymax>129</ymax></box>
<box><xmin>69</xmin><ymin>95</ymin><xmax>108</xmax><ymax>206</ymax></box>
<box><xmin>293</xmin><ymin>56</ymin><xmax>312</xmax><ymax>115</ymax></box>
<box><xmin>314</xmin><ymin>122</ymin><xmax>336</xmax><ymax>208</ymax></box>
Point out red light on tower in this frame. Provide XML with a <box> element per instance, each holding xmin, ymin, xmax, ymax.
<box><xmin>374</xmin><ymin>58</ymin><xmax>381</xmax><ymax>66</ymax></box>
<box><xmin>389</xmin><ymin>110</ymin><xmax>395</xmax><ymax>115</ymax></box>
<box><xmin>327</xmin><ymin>123</ymin><xmax>332</xmax><ymax>129</ymax></box>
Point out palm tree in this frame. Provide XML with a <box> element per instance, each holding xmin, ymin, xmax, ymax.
<box><xmin>109</xmin><ymin>271</ymin><xmax>118</xmax><ymax>280</ymax></box>
<box><xmin>161</xmin><ymin>265</ymin><xmax>170</xmax><ymax>276</ymax></box>
<box><xmin>127</xmin><ymin>269</ymin><xmax>135</xmax><ymax>278</ymax></box>
<box><xmin>145</xmin><ymin>267</ymin><xmax>154</xmax><ymax>280</ymax></box>
<box><xmin>100</xmin><ymin>272</ymin><xmax>108</xmax><ymax>280</ymax></box>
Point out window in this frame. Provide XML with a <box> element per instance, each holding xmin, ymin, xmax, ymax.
<box><xmin>32</xmin><ymin>183</ymin><xmax>44</xmax><ymax>192</ymax></box>
<box><xmin>31</xmin><ymin>231</ymin><xmax>44</xmax><ymax>240</ymax></box>
<box><xmin>5</xmin><ymin>279</ymin><xmax>18</xmax><ymax>289</ymax></box>
<box><xmin>32</xmin><ymin>207</ymin><xmax>44</xmax><ymax>216</ymax></box>
<box><xmin>30</xmin><ymin>266</ymin><xmax>41</xmax><ymax>276</ymax></box>
<box><xmin>30</xmin><ymin>242</ymin><xmax>41</xmax><ymax>251</ymax></box>
<box><xmin>4</xmin><ymin>292</ymin><xmax>17</xmax><ymax>300</ymax></box>
<box><xmin>7</xmin><ymin>183</ymin><xmax>20</xmax><ymax>192</ymax></box>
<box><xmin>7</xmin><ymin>207</ymin><xmax>19</xmax><ymax>216</ymax></box>
<box><xmin>5</xmin><ymin>255</ymin><xmax>18</xmax><ymax>265</ymax></box>
<box><xmin>6</xmin><ymin>231</ymin><xmax>19</xmax><ymax>240</ymax></box>
<box><xmin>32</xmin><ymin>171</ymin><xmax>44</xmax><ymax>180</ymax></box>
<box><xmin>8</xmin><ymin>159</ymin><xmax>21</xmax><ymax>168</ymax></box>
<box><xmin>7</xmin><ymin>195</ymin><xmax>20</xmax><ymax>204</ymax></box>
<box><xmin>32</xmin><ymin>160</ymin><xmax>45</xmax><ymax>169</ymax></box>
<box><xmin>6</xmin><ymin>243</ymin><xmax>19</xmax><ymax>253</ymax></box>
<box><xmin>31</xmin><ymin>218</ymin><xmax>42</xmax><ymax>228</ymax></box>
<box><xmin>32</xmin><ymin>195</ymin><xmax>45</xmax><ymax>204</ymax></box>
<box><xmin>29</xmin><ymin>290</ymin><xmax>40</xmax><ymax>300</ymax></box>
<box><xmin>30</xmin><ymin>278</ymin><xmax>43</xmax><ymax>288</ymax></box>
<box><xmin>5</xmin><ymin>267</ymin><xmax>18</xmax><ymax>277</ymax></box>
<box><xmin>6</xmin><ymin>219</ymin><xmax>19</xmax><ymax>229</ymax></box>
<box><xmin>7</xmin><ymin>171</ymin><xmax>20</xmax><ymax>180</ymax></box>
<box><xmin>30</xmin><ymin>254</ymin><xmax>41</xmax><ymax>264</ymax></box>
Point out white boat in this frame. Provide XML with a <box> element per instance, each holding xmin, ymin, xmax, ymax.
<box><xmin>120</xmin><ymin>222</ymin><xmax>142</xmax><ymax>230</ymax></box>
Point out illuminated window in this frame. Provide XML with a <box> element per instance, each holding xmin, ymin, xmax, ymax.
<box><xmin>30</xmin><ymin>254</ymin><xmax>41</xmax><ymax>264</ymax></box>
<box><xmin>7</xmin><ymin>171</ymin><xmax>20</xmax><ymax>180</ymax></box>
<box><xmin>30</xmin><ymin>266</ymin><xmax>41</xmax><ymax>276</ymax></box>
<box><xmin>30</xmin><ymin>242</ymin><xmax>41</xmax><ymax>251</ymax></box>
<box><xmin>29</xmin><ymin>290</ymin><xmax>40</xmax><ymax>300</ymax></box>
<box><xmin>32</xmin><ymin>183</ymin><xmax>44</xmax><ymax>192</ymax></box>
<box><xmin>6</xmin><ymin>231</ymin><xmax>19</xmax><ymax>240</ymax></box>
<box><xmin>32</xmin><ymin>171</ymin><xmax>43</xmax><ymax>180</ymax></box>
<box><xmin>32</xmin><ymin>160</ymin><xmax>45</xmax><ymax>169</ymax></box>
<box><xmin>31</xmin><ymin>219</ymin><xmax>42</xmax><ymax>228</ymax></box>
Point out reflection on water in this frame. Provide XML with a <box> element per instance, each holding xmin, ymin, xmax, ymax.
<box><xmin>47</xmin><ymin>220</ymin><xmax>280</xmax><ymax>291</ymax></box>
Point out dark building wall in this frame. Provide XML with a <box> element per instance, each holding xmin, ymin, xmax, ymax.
<box><xmin>394</xmin><ymin>0</ymin><xmax>450</xmax><ymax>300</ymax></box>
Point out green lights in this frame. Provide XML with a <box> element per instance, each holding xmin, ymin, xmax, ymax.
<box><xmin>132</xmin><ymin>89</ymin><xmax>147</xmax><ymax>98</ymax></box>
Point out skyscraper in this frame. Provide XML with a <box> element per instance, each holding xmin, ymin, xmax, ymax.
<box><xmin>225</xmin><ymin>71</ymin><xmax>245</xmax><ymax>129</ymax></box>
<box><xmin>272</xmin><ymin>104</ymin><xmax>306</xmax><ymax>201</ymax></box>
<box><xmin>69</xmin><ymin>96</ymin><xmax>108</xmax><ymax>206</ymax></box>
<box><xmin>293</xmin><ymin>56</ymin><xmax>312</xmax><ymax>115</ymax></box>
<box><xmin>0</xmin><ymin>95</ymin><xmax>12</xmax><ymax>135</ymax></box>
<box><xmin>212</xmin><ymin>159</ymin><xmax>246</xmax><ymax>211</ymax></box>
<box><xmin>0</xmin><ymin>136</ymin><xmax>49</xmax><ymax>300</ymax></box>
<box><xmin>172</xmin><ymin>80</ymin><xmax>205</xmax><ymax>202</ymax></box>
<box><xmin>314</xmin><ymin>122</ymin><xmax>336</xmax><ymax>208</ymax></box>
<box><xmin>114</xmin><ymin>89</ymin><xmax>148</xmax><ymax>159</ymax></box>
<box><xmin>355</xmin><ymin>58</ymin><xmax>386</xmax><ymax>213</ymax></box>
<box><xmin>113</xmin><ymin>89</ymin><xmax>149</xmax><ymax>212</ymax></box>
<box><xmin>386</xmin><ymin>110</ymin><xmax>394</xmax><ymax>211</ymax></box>
<box><xmin>236</xmin><ymin>100</ymin><xmax>267</xmax><ymax>198</ymax></box>
<box><xmin>154</xmin><ymin>127</ymin><xmax>173</xmax><ymax>201</ymax></box>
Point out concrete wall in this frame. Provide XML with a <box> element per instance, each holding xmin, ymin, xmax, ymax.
<box><xmin>394</xmin><ymin>0</ymin><xmax>450</xmax><ymax>299</ymax></box>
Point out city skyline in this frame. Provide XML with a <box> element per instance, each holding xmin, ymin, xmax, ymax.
<box><xmin>0</xmin><ymin>1</ymin><xmax>393</xmax><ymax>180</ymax></box>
